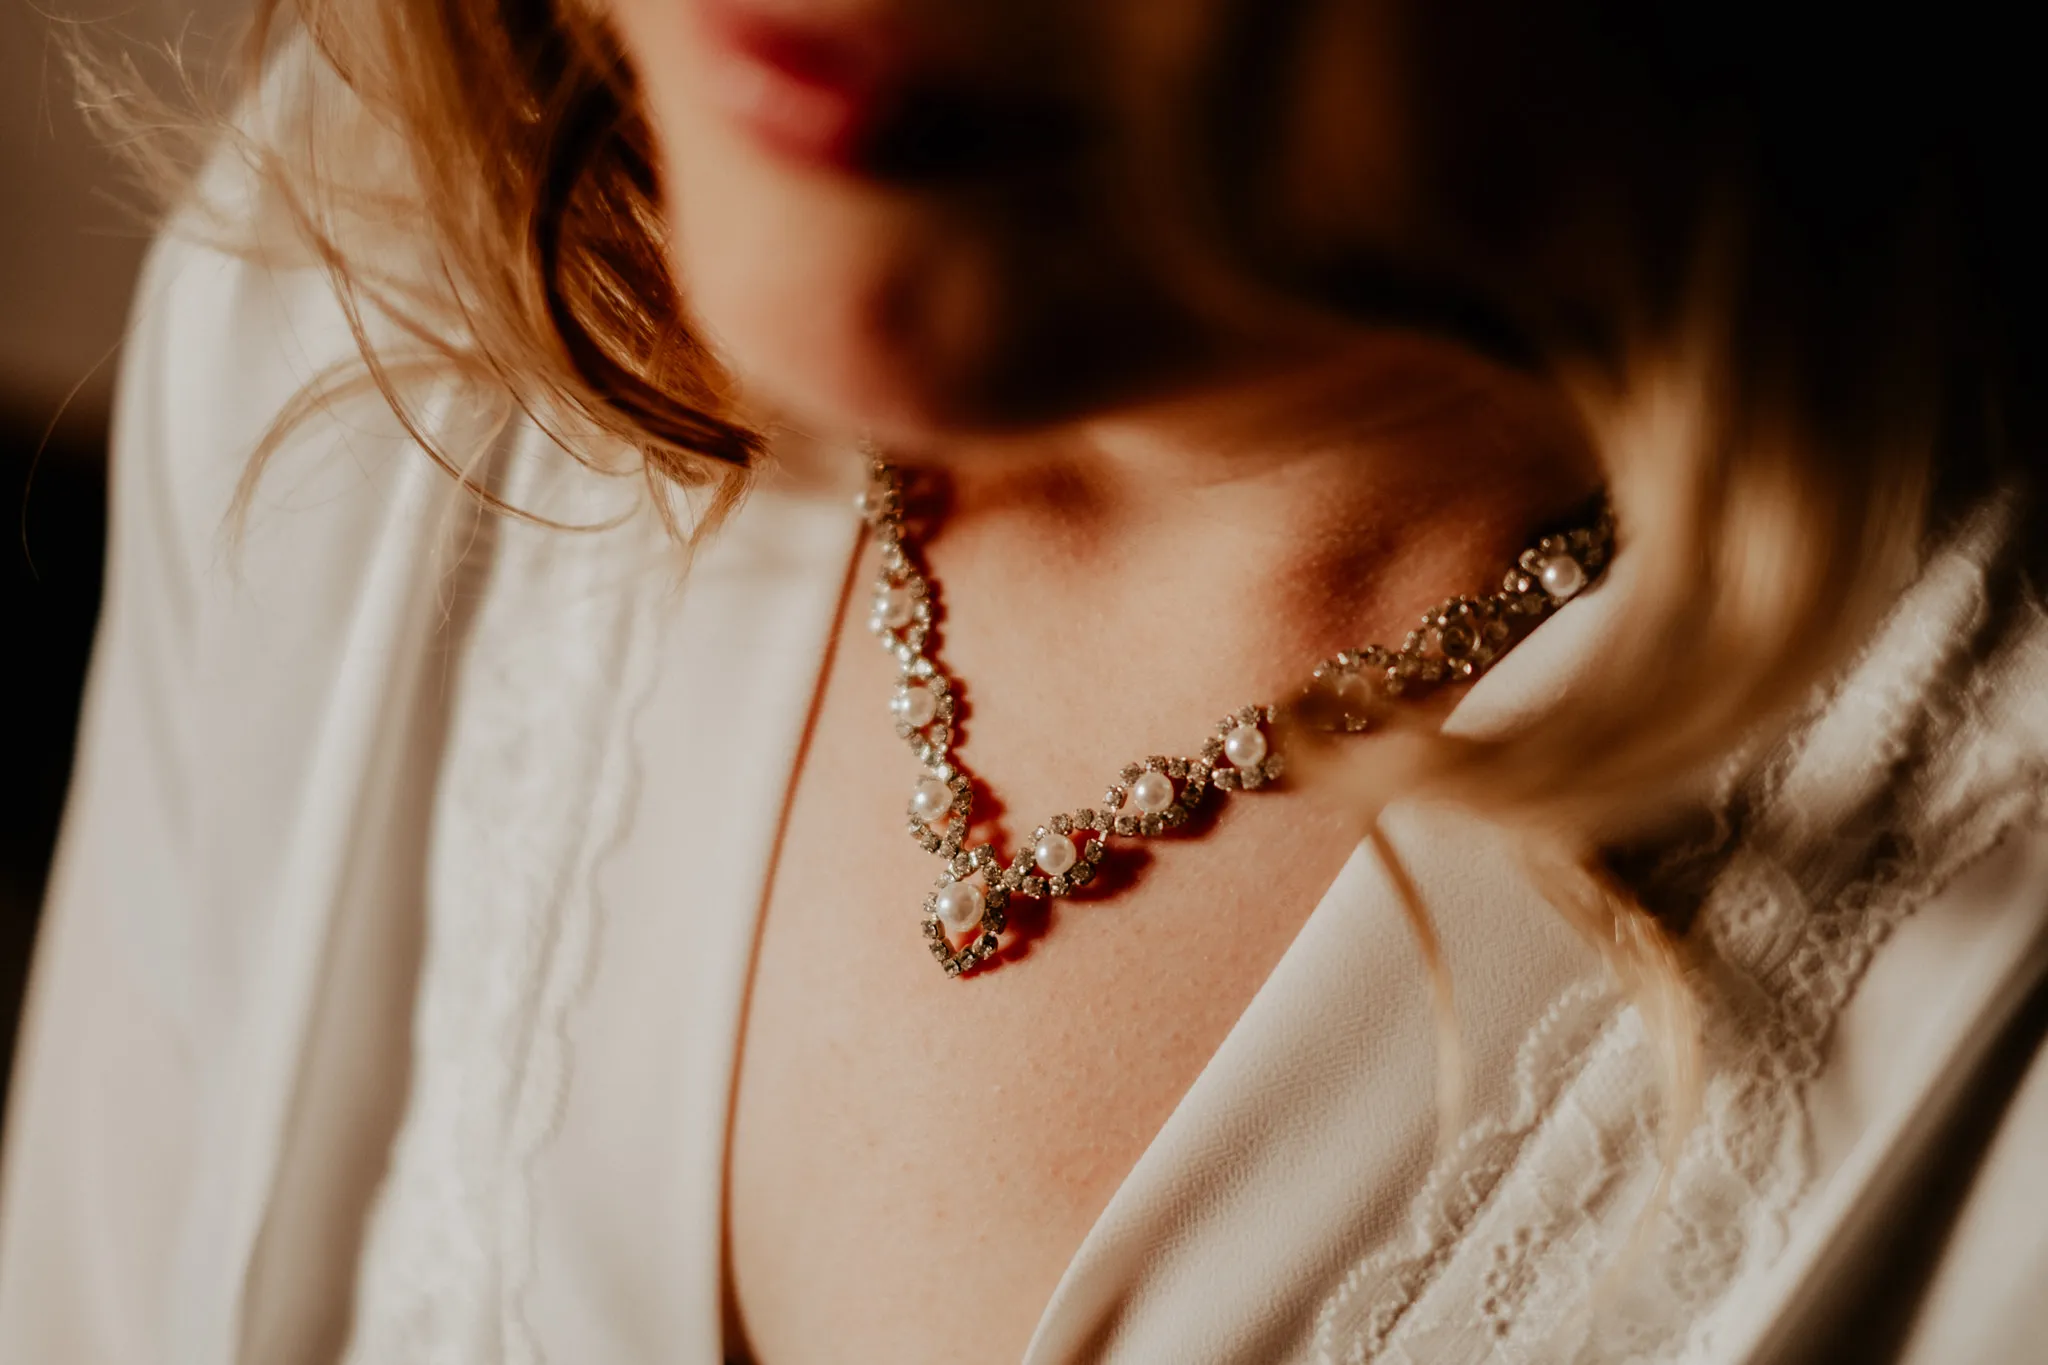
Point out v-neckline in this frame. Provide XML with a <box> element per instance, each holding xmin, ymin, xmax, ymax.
<box><xmin>702</xmin><ymin>461</ymin><xmax>1623</xmax><ymax>1363</ymax></box>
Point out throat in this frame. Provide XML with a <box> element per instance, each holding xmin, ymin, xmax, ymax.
<box><xmin>906</xmin><ymin>468</ymin><xmax>1596</xmax><ymax>714</ymax></box>
<box><xmin>901</xmin><ymin>341</ymin><xmax>1599</xmax><ymax>694</ymax></box>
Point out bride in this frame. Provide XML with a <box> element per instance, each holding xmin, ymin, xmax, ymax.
<box><xmin>1</xmin><ymin>0</ymin><xmax>2041</xmax><ymax>1361</ymax></box>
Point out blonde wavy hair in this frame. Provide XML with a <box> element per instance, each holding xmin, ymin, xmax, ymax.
<box><xmin>84</xmin><ymin>0</ymin><xmax>2041</xmax><ymax>1157</ymax></box>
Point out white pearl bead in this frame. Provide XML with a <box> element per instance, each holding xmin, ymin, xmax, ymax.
<box><xmin>876</xmin><ymin>586</ymin><xmax>915</xmax><ymax>629</ymax></box>
<box><xmin>1224</xmin><ymin>723</ymin><xmax>1267</xmax><ymax>769</ymax></box>
<box><xmin>1538</xmin><ymin>553</ymin><xmax>1587</xmax><ymax>600</ymax></box>
<box><xmin>891</xmin><ymin>684</ymin><xmax>939</xmax><ymax>728</ymax></box>
<box><xmin>1335</xmin><ymin>671</ymin><xmax>1375</xmax><ymax>716</ymax></box>
<box><xmin>911</xmin><ymin>777</ymin><xmax>953</xmax><ymax>822</ymax></box>
<box><xmin>1033</xmin><ymin>832</ymin><xmax>1078</xmax><ymax>876</ymax></box>
<box><xmin>1131</xmin><ymin>771</ymin><xmax>1175</xmax><ymax>814</ymax></box>
<box><xmin>934</xmin><ymin>881</ymin><xmax>985</xmax><ymax>934</ymax></box>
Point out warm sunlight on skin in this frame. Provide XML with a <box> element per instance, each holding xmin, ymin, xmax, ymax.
<box><xmin>9</xmin><ymin>0</ymin><xmax>2034</xmax><ymax>1360</ymax></box>
<box><xmin>603</xmin><ymin>0</ymin><xmax>1420</xmax><ymax>446</ymax></box>
<box><xmin>588</xmin><ymin>8</ymin><xmax>1616</xmax><ymax>1365</ymax></box>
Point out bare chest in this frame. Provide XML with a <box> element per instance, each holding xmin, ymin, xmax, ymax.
<box><xmin>720</xmin><ymin>588</ymin><xmax>1360</xmax><ymax>1364</ymax></box>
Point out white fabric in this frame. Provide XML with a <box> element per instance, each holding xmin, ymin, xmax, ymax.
<box><xmin>3</xmin><ymin>199</ymin><xmax>2047</xmax><ymax>1365</ymax></box>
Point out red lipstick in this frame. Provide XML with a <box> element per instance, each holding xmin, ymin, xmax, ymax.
<box><xmin>696</xmin><ymin>1</ymin><xmax>901</xmax><ymax>170</ymax></box>
<box><xmin>694</xmin><ymin>0</ymin><xmax>1091</xmax><ymax>182</ymax></box>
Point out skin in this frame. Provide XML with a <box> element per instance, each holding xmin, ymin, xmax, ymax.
<box><xmin>596</xmin><ymin>0</ymin><xmax>1603</xmax><ymax>1358</ymax></box>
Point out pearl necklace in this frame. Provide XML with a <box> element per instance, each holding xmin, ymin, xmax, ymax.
<box><xmin>860</xmin><ymin>461</ymin><xmax>1612</xmax><ymax>978</ymax></box>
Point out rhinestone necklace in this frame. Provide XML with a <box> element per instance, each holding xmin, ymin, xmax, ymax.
<box><xmin>859</xmin><ymin>461</ymin><xmax>1613</xmax><ymax>978</ymax></box>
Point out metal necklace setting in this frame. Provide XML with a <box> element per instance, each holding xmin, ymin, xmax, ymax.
<box><xmin>859</xmin><ymin>460</ymin><xmax>1614</xmax><ymax>978</ymax></box>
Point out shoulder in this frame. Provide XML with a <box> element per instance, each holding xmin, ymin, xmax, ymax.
<box><xmin>120</xmin><ymin>172</ymin><xmax>440</xmax><ymax>572</ymax></box>
<box><xmin>1628</xmin><ymin>498</ymin><xmax>2048</xmax><ymax>1355</ymax></box>
<box><xmin>1308</xmin><ymin>496</ymin><xmax>2048</xmax><ymax>1364</ymax></box>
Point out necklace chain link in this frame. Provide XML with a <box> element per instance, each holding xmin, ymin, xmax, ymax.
<box><xmin>860</xmin><ymin>460</ymin><xmax>1613</xmax><ymax>977</ymax></box>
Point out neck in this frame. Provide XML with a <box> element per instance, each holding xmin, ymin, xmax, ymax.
<box><xmin>894</xmin><ymin>332</ymin><xmax>1600</xmax><ymax>699</ymax></box>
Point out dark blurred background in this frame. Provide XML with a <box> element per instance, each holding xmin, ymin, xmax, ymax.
<box><xmin>1</xmin><ymin>0</ymin><xmax>239</xmax><ymax>1121</ymax></box>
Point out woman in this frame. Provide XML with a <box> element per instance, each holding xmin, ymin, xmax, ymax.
<box><xmin>1</xmin><ymin>0</ymin><xmax>2043</xmax><ymax>1360</ymax></box>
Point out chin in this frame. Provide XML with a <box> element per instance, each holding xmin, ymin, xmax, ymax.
<box><xmin>662</xmin><ymin>131</ymin><xmax>1207</xmax><ymax>445</ymax></box>
<box><xmin>677</xmin><ymin>216</ymin><xmax>999</xmax><ymax>442</ymax></box>
<box><xmin>688</xmin><ymin>231</ymin><xmax>1214</xmax><ymax>445</ymax></box>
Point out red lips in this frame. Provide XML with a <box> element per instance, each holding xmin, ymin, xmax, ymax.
<box><xmin>695</xmin><ymin>0</ymin><xmax>901</xmax><ymax>169</ymax></box>
<box><xmin>694</xmin><ymin>0</ymin><xmax>1092</xmax><ymax>182</ymax></box>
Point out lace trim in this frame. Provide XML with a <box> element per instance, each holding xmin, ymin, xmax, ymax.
<box><xmin>341</xmin><ymin>436</ymin><xmax>664</xmax><ymax>1365</ymax></box>
<box><xmin>499</xmin><ymin>541</ymin><xmax>665</xmax><ymax>1364</ymax></box>
<box><xmin>1314</xmin><ymin>501</ymin><xmax>2048</xmax><ymax>1364</ymax></box>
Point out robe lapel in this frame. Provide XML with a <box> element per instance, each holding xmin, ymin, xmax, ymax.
<box><xmin>1022</xmin><ymin>572</ymin><xmax>1632</xmax><ymax>1364</ymax></box>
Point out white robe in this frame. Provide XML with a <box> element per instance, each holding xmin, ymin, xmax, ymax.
<box><xmin>2</xmin><ymin>198</ymin><xmax>2046</xmax><ymax>1365</ymax></box>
